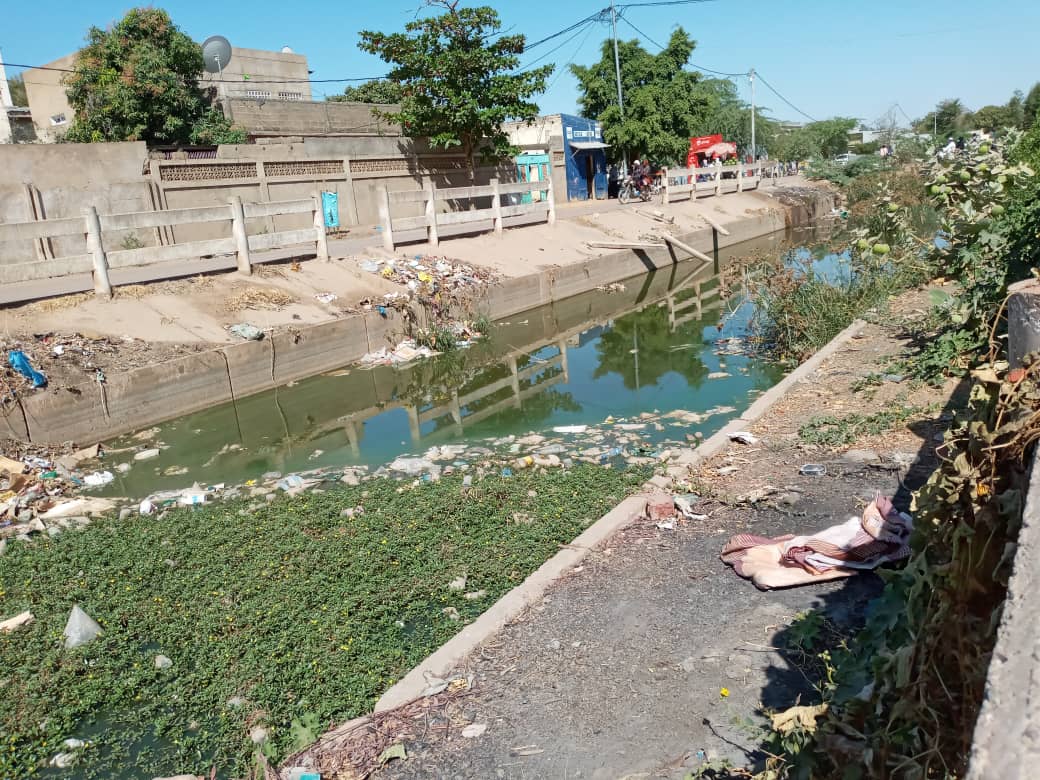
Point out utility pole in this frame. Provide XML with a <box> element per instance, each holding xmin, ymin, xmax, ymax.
<box><xmin>610</xmin><ymin>1</ymin><xmax>626</xmax><ymax>168</ymax></box>
<box><xmin>749</xmin><ymin>68</ymin><xmax>756</xmax><ymax>163</ymax></box>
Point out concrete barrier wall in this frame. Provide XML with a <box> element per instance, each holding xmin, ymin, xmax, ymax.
<box><xmin>17</xmin><ymin>213</ymin><xmax>787</xmax><ymax>445</ymax></box>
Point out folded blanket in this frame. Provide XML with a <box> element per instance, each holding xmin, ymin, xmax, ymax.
<box><xmin>721</xmin><ymin>495</ymin><xmax>913</xmax><ymax>590</ymax></box>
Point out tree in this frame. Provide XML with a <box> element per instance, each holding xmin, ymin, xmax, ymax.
<box><xmin>359</xmin><ymin>0</ymin><xmax>552</xmax><ymax>179</ymax></box>
<box><xmin>6</xmin><ymin>74</ymin><xmax>27</xmax><ymax>107</ymax></box>
<box><xmin>689</xmin><ymin>78</ymin><xmax>777</xmax><ymax>158</ymax></box>
<box><xmin>1024</xmin><ymin>82</ymin><xmax>1040</xmax><ymax>128</ymax></box>
<box><xmin>571</xmin><ymin>29</ymin><xmax>714</xmax><ymax>165</ymax></box>
<box><xmin>915</xmin><ymin>98</ymin><xmax>972</xmax><ymax>139</ymax></box>
<box><xmin>62</xmin><ymin>7</ymin><xmax>243</xmax><ymax>145</ymax></box>
<box><xmin>327</xmin><ymin>80</ymin><xmax>405</xmax><ymax>104</ymax></box>
<box><xmin>971</xmin><ymin>104</ymin><xmax>1015</xmax><ymax>132</ymax></box>
<box><xmin>804</xmin><ymin>117</ymin><xmax>857</xmax><ymax>159</ymax></box>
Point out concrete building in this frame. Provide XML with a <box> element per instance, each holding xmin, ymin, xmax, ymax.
<box><xmin>503</xmin><ymin>113</ymin><xmax>609</xmax><ymax>203</ymax></box>
<box><xmin>0</xmin><ymin>49</ymin><xmax>36</xmax><ymax>143</ymax></box>
<box><xmin>22</xmin><ymin>46</ymin><xmax>311</xmax><ymax>142</ymax></box>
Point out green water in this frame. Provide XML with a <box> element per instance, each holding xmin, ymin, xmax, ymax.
<box><xmin>98</xmin><ymin>232</ymin><xmax>795</xmax><ymax>497</ymax></box>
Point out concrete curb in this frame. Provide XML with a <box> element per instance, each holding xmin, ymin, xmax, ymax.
<box><xmin>375</xmin><ymin>493</ymin><xmax>651</xmax><ymax>712</ymax></box>
<box><xmin>374</xmin><ymin>317</ymin><xmax>867</xmax><ymax>713</ymax></box>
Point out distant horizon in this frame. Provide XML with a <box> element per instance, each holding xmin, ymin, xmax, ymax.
<box><xmin>5</xmin><ymin>0</ymin><xmax>1038</xmax><ymax>128</ymax></box>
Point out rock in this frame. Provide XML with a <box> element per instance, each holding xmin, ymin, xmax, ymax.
<box><xmin>442</xmin><ymin>607</ymin><xmax>460</xmax><ymax>621</ymax></box>
<box><xmin>341</xmin><ymin>472</ymin><xmax>361</xmax><ymax>486</ymax></box>
<box><xmin>118</xmin><ymin>507</ymin><xmax>133</xmax><ymax>521</ymax></box>
<box><xmin>448</xmin><ymin>576</ymin><xmax>467</xmax><ymax>591</ymax></box>
<box><xmin>249</xmin><ymin>726</ymin><xmax>269</xmax><ymax>745</ymax></box>
<box><xmin>646</xmin><ymin>495</ymin><xmax>676</xmax><ymax>522</ymax></box>
<box><xmin>843</xmin><ymin>449</ymin><xmax>880</xmax><ymax>464</ymax></box>
<box><xmin>464</xmin><ymin>590</ymin><xmax>487</xmax><ymax>601</ymax></box>
<box><xmin>49</xmin><ymin>752</ymin><xmax>78</xmax><ymax>768</ymax></box>
<box><xmin>28</xmin><ymin>518</ymin><xmax>46</xmax><ymax>534</ymax></box>
<box><xmin>264</xmin><ymin>493</ymin><xmax>276</xmax><ymax>502</ymax></box>
<box><xmin>778</xmin><ymin>492</ymin><xmax>802</xmax><ymax>507</ymax></box>
<box><xmin>226</xmin><ymin>695</ymin><xmax>246</xmax><ymax>709</ymax></box>
<box><xmin>155</xmin><ymin>654</ymin><xmax>173</xmax><ymax>670</ymax></box>
<box><xmin>134</xmin><ymin>448</ymin><xmax>161</xmax><ymax>461</ymax></box>
<box><xmin>461</xmin><ymin>723</ymin><xmax>488</xmax><ymax>738</ymax></box>
<box><xmin>62</xmin><ymin>738</ymin><xmax>86</xmax><ymax>749</ymax></box>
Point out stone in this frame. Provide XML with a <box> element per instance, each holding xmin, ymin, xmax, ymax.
<box><xmin>341</xmin><ymin>472</ymin><xmax>360</xmax><ymax>486</ymax></box>
<box><xmin>778</xmin><ymin>492</ymin><xmax>802</xmax><ymax>507</ymax></box>
<box><xmin>119</xmin><ymin>507</ymin><xmax>133</xmax><ymax>521</ymax></box>
<box><xmin>226</xmin><ymin>695</ymin><xmax>246</xmax><ymax>708</ymax></box>
<box><xmin>62</xmin><ymin>738</ymin><xmax>86</xmax><ymax>750</ymax></box>
<box><xmin>49</xmin><ymin>752</ymin><xmax>78</xmax><ymax>768</ymax></box>
<box><xmin>442</xmin><ymin>607</ymin><xmax>460</xmax><ymax>621</ymax></box>
<box><xmin>461</xmin><ymin>723</ymin><xmax>488</xmax><ymax>738</ymax></box>
<box><xmin>264</xmin><ymin>493</ymin><xmax>276</xmax><ymax>502</ymax></box>
<box><xmin>463</xmin><ymin>590</ymin><xmax>487</xmax><ymax>601</ymax></box>
<box><xmin>646</xmin><ymin>496</ymin><xmax>676</xmax><ymax>522</ymax></box>
<box><xmin>249</xmin><ymin>726</ymin><xmax>269</xmax><ymax>744</ymax></box>
<box><xmin>448</xmin><ymin>576</ymin><xmax>467</xmax><ymax>591</ymax></box>
<box><xmin>155</xmin><ymin>654</ymin><xmax>173</xmax><ymax>670</ymax></box>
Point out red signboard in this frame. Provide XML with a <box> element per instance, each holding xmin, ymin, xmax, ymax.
<box><xmin>690</xmin><ymin>134</ymin><xmax>723</xmax><ymax>152</ymax></box>
<box><xmin>688</xmin><ymin>135</ymin><xmax>737</xmax><ymax>167</ymax></box>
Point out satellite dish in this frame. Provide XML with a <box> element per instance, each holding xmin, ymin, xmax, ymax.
<box><xmin>202</xmin><ymin>36</ymin><xmax>233</xmax><ymax>74</ymax></box>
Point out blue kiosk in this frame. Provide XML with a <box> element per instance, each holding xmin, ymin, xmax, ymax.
<box><xmin>560</xmin><ymin>113</ymin><xmax>609</xmax><ymax>201</ymax></box>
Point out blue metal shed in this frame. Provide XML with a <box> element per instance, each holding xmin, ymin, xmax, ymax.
<box><xmin>560</xmin><ymin>114</ymin><xmax>608</xmax><ymax>201</ymax></box>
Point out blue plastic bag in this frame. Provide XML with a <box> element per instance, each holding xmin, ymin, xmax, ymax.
<box><xmin>321</xmin><ymin>191</ymin><xmax>339</xmax><ymax>229</ymax></box>
<box><xmin>9</xmin><ymin>351</ymin><xmax>47</xmax><ymax>388</ymax></box>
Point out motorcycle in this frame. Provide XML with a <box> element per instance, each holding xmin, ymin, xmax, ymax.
<box><xmin>617</xmin><ymin>174</ymin><xmax>662</xmax><ymax>204</ymax></box>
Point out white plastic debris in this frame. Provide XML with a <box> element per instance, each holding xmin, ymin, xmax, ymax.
<box><xmin>552</xmin><ymin>425</ymin><xmax>588</xmax><ymax>434</ymax></box>
<box><xmin>728</xmin><ymin>431</ymin><xmax>759</xmax><ymax>445</ymax></box>
<box><xmin>139</xmin><ymin>499</ymin><xmax>154</xmax><ymax>515</ymax></box>
<box><xmin>83</xmin><ymin>471</ymin><xmax>114</xmax><ymax>487</ymax></box>
<box><xmin>63</xmin><ymin>605</ymin><xmax>102</xmax><ymax>649</ymax></box>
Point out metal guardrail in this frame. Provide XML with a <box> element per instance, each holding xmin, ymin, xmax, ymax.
<box><xmin>378</xmin><ymin>177</ymin><xmax>556</xmax><ymax>251</ymax></box>
<box><xmin>0</xmin><ymin>194</ymin><xmax>329</xmax><ymax>298</ymax></box>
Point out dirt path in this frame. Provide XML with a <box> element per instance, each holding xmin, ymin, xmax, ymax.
<box><xmin>333</xmin><ymin>287</ymin><xmax>962</xmax><ymax>780</ymax></box>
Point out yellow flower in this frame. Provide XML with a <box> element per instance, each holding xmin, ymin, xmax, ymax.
<box><xmin>720</xmin><ymin>687</ymin><xmax>730</xmax><ymax>698</ymax></box>
<box><xmin>977</xmin><ymin>483</ymin><xmax>991</xmax><ymax>497</ymax></box>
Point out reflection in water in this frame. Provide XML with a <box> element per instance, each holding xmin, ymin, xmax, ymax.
<box><xmin>101</xmin><ymin>238</ymin><xmax>788</xmax><ymax>498</ymax></box>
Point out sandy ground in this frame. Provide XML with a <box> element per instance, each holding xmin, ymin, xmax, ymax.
<box><xmin>5</xmin><ymin>184</ymin><xmax>809</xmax><ymax>357</ymax></box>
<box><xmin>327</xmin><ymin>287</ymin><xmax>966</xmax><ymax>780</ymax></box>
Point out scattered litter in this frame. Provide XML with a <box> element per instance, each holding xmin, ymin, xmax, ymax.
<box><xmin>228</xmin><ymin>323</ymin><xmax>264</xmax><ymax>341</ymax></box>
<box><xmin>728</xmin><ymin>431</ymin><xmax>759</xmax><ymax>445</ymax></box>
<box><xmin>154</xmin><ymin>654</ymin><xmax>173</xmax><ymax>670</ymax></box>
<box><xmin>511</xmin><ymin>745</ymin><xmax>545</xmax><ymax>757</ymax></box>
<box><xmin>134</xmin><ymin>448</ymin><xmax>161</xmax><ymax>461</ymax></box>
<box><xmin>9</xmin><ymin>350</ymin><xmax>47</xmax><ymax>388</ymax></box>
<box><xmin>360</xmin><ymin>339</ymin><xmax>439</xmax><ymax>367</ymax></box>
<box><xmin>275</xmin><ymin>475</ymin><xmax>306</xmax><ymax>491</ymax></box>
<box><xmin>63</xmin><ymin>604</ymin><xmax>103</xmax><ymax>649</ymax></box>
<box><xmin>656</xmin><ymin>519</ymin><xmax>675</xmax><ymax>531</ymax></box>
<box><xmin>596</xmin><ymin>282</ymin><xmax>626</xmax><ymax>293</ymax></box>
<box><xmin>378</xmin><ymin>743</ymin><xmax>407</xmax><ymax>765</ymax></box>
<box><xmin>0</xmin><ymin>610</ymin><xmax>34</xmax><ymax>633</ymax></box>
<box><xmin>448</xmin><ymin>576</ymin><xmax>467</xmax><ymax>591</ymax></box>
<box><xmin>139</xmin><ymin>499</ymin><xmax>154</xmax><ymax>515</ymax></box>
<box><xmin>179</xmin><ymin>484</ymin><xmax>208</xmax><ymax>505</ymax></box>
<box><xmin>315</xmin><ymin>292</ymin><xmax>338</xmax><ymax>304</ymax></box>
<box><xmin>82</xmin><ymin>471</ymin><xmax>114</xmax><ymax>487</ymax></box>
<box><xmin>462</xmin><ymin>724</ymin><xmax>488</xmax><ymax>738</ymax></box>
<box><xmin>799</xmin><ymin>464</ymin><xmax>827</xmax><ymax>476</ymax></box>
<box><xmin>553</xmin><ymin>425</ymin><xmax>587</xmax><ymax>434</ymax></box>
<box><xmin>716</xmin><ymin>466</ymin><xmax>740</xmax><ymax>476</ymax></box>
<box><xmin>707</xmin><ymin>371</ymin><xmax>731</xmax><ymax>380</ymax></box>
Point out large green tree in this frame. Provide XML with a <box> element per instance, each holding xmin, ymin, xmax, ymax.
<box><xmin>570</xmin><ymin>29</ymin><xmax>713</xmax><ymax>165</ymax></box>
<box><xmin>359</xmin><ymin>0</ymin><xmax>552</xmax><ymax>178</ymax></box>
<box><xmin>63</xmin><ymin>7</ymin><xmax>244</xmax><ymax>144</ymax></box>
<box><xmin>327</xmin><ymin>79</ymin><xmax>405</xmax><ymax>104</ymax></box>
<box><xmin>6</xmin><ymin>75</ymin><xmax>27</xmax><ymax>107</ymax></box>
<box><xmin>1023</xmin><ymin>82</ymin><xmax>1040</xmax><ymax>128</ymax></box>
<box><xmin>915</xmin><ymin>97</ymin><xmax>973</xmax><ymax>138</ymax></box>
<box><xmin>690</xmin><ymin>78</ymin><xmax>777</xmax><ymax>158</ymax></box>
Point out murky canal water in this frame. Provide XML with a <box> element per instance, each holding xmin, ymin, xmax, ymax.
<box><xmin>97</xmin><ymin>231</ymin><xmax>805</xmax><ymax>497</ymax></box>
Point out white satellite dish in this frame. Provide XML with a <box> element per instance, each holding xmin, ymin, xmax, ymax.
<box><xmin>202</xmin><ymin>35</ymin><xmax>233</xmax><ymax>75</ymax></box>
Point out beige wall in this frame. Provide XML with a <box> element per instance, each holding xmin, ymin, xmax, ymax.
<box><xmin>22</xmin><ymin>54</ymin><xmax>76</xmax><ymax>142</ymax></box>
<box><xmin>227</xmin><ymin>98</ymin><xmax>400</xmax><ymax>138</ymax></box>
<box><xmin>503</xmin><ymin>114</ymin><xmax>562</xmax><ymax>149</ymax></box>
<box><xmin>201</xmin><ymin>46</ymin><xmax>312</xmax><ymax>101</ymax></box>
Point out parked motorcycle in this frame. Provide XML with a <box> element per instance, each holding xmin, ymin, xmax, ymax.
<box><xmin>617</xmin><ymin>175</ymin><xmax>662</xmax><ymax>204</ymax></box>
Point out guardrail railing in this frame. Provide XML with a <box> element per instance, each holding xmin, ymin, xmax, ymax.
<box><xmin>378</xmin><ymin>177</ymin><xmax>556</xmax><ymax>251</ymax></box>
<box><xmin>0</xmin><ymin>194</ymin><xmax>329</xmax><ymax>298</ymax></box>
<box><xmin>662</xmin><ymin>162</ymin><xmax>763</xmax><ymax>203</ymax></box>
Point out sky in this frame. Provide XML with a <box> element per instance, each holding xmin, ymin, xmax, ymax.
<box><xmin>4</xmin><ymin>0</ymin><xmax>1039</xmax><ymax>127</ymax></box>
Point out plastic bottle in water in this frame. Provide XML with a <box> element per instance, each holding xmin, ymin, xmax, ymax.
<box><xmin>599</xmin><ymin>447</ymin><xmax>623</xmax><ymax>464</ymax></box>
<box><xmin>515</xmin><ymin>455</ymin><xmax>535</xmax><ymax>469</ymax></box>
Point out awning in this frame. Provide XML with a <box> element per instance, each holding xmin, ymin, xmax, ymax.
<box><xmin>569</xmin><ymin>141</ymin><xmax>610</xmax><ymax>150</ymax></box>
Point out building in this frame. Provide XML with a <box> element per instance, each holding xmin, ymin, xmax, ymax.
<box><xmin>22</xmin><ymin>45</ymin><xmax>312</xmax><ymax>142</ymax></box>
<box><xmin>503</xmin><ymin>113</ymin><xmax>609</xmax><ymax>203</ymax></box>
<box><xmin>0</xmin><ymin>50</ymin><xmax>36</xmax><ymax>143</ymax></box>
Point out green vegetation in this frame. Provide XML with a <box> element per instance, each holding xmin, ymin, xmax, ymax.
<box><xmin>915</xmin><ymin>83</ymin><xmax>1040</xmax><ymax>136</ymax></box>
<box><xmin>326</xmin><ymin>79</ymin><xmax>405</xmax><ymax>105</ymax></box>
<box><xmin>570</xmin><ymin>30</ymin><xmax>776</xmax><ymax>164</ymax></box>
<box><xmin>0</xmin><ymin>465</ymin><xmax>649</xmax><ymax>778</ymax></box>
<box><xmin>62</xmin><ymin>8</ymin><xmax>246</xmax><ymax>145</ymax></box>
<box><xmin>773</xmin><ymin>117</ymin><xmax>858</xmax><ymax>163</ymax></box>
<box><xmin>7</xmin><ymin>74</ymin><xmax>27</xmax><ymax>107</ymax></box>
<box><xmin>797</xmin><ymin>405</ymin><xmax>921</xmax><ymax>446</ymax></box>
<box><xmin>358</xmin><ymin>0</ymin><xmax>552</xmax><ymax>179</ymax></box>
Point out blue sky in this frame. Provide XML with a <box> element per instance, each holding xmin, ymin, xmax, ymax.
<box><xmin>4</xmin><ymin>0</ymin><xmax>1039</xmax><ymax>126</ymax></box>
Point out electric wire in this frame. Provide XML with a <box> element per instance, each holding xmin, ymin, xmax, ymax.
<box><xmin>754</xmin><ymin>71</ymin><xmax>817</xmax><ymax>122</ymax></box>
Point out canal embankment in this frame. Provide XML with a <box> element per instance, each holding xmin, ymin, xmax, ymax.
<box><xmin>5</xmin><ymin>183</ymin><xmax>836</xmax><ymax>446</ymax></box>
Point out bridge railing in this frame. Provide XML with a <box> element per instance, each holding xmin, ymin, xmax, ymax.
<box><xmin>662</xmin><ymin>162</ymin><xmax>763</xmax><ymax>203</ymax></box>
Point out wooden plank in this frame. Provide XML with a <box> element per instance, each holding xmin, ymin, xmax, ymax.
<box><xmin>106</xmin><ymin>238</ymin><xmax>236</xmax><ymax>269</ymax></box>
<box><xmin>436</xmin><ymin>184</ymin><xmax>496</xmax><ymax>200</ymax></box>
<box><xmin>498</xmin><ymin>180</ymin><xmax>549</xmax><ymax>196</ymax></box>
<box><xmin>243</xmin><ymin>199</ymin><xmax>314</xmax><ymax>218</ymax></box>
<box><xmin>392</xmin><ymin>215</ymin><xmax>430</xmax><ymax>232</ymax></box>
<box><xmin>661</xmin><ymin>234</ymin><xmax>713</xmax><ymax>264</ymax></box>
<box><xmin>585</xmin><ymin>240</ymin><xmax>666</xmax><ymax>250</ymax></box>
<box><xmin>388</xmin><ymin>190</ymin><xmax>432</xmax><ymax>204</ymax></box>
<box><xmin>0</xmin><ymin>217</ymin><xmax>84</xmax><ymax>242</ymax></box>
<box><xmin>501</xmin><ymin>203</ymin><xmax>550</xmax><ymax>219</ymax></box>
<box><xmin>100</xmin><ymin>205</ymin><xmax>232</xmax><ymax>231</ymax></box>
<box><xmin>248</xmin><ymin>228</ymin><xmax>318</xmax><ymax>252</ymax></box>
<box><xmin>636</xmin><ymin>208</ymin><xmax>675</xmax><ymax>224</ymax></box>
<box><xmin>0</xmin><ymin>255</ymin><xmax>93</xmax><ymax>283</ymax></box>
<box><xmin>434</xmin><ymin>208</ymin><xmax>497</xmax><ymax>227</ymax></box>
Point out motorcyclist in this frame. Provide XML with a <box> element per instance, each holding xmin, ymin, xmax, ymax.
<box><xmin>630</xmin><ymin>158</ymin><xmax>651</xmax><ymax>194</ymax></box>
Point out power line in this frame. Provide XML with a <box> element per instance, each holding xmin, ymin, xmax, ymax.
<box><xmin>523</xmin><ymin>10</ymin><xmax>606</xmax><ymax>52</ymax></box>
<box><xmin>521</xmin><ymin>18</ymin><xmax>598</xmax><ymax>69</ymax></box>
<box><xmin>546</xmin><ymin>19</ymin><xmax>600</xmax><ymax>91</ymax></box>
<box><xmin>754</xmin><ymin>71</ymin><xmax>817</xmax><ymax>122</ymax></box>
<box><xmin>615</xmin><ymin>16</ymin><xmax>746</xmax><ymax>78</ymax></box>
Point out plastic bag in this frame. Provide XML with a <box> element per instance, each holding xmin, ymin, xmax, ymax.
<box><xmin>63</xmin><ymin>604</ymin><xmax>102</xmax><ymax>648</ymax></box>
<box><xmin>9</xmin><ymin>351</ymin><xmax>47</xmax><ymax>388</ymax></box>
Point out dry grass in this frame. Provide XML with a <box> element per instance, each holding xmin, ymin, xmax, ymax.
<box><xmin>23</xmin><ymin>292</ymin><xmax>92</xmax><ymax>313</ymax></box>
<box><xmin>223</xmin><ymin>286</ymin><xmax>296</xmax><ymax>312</ymax></box>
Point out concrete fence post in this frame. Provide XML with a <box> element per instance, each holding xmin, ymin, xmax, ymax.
<box><xmin>84</xmin><ymin>206</ymin><xmax>112</xmax><ymax>299</ymax></box>
<box><xmin>546</xmin><ymin>174</ymin><xmax>557</xmax><ymax>226</ymax></box>
<box><xmin>737</xmin><ymin>164</ymin><xmax>745</xmax><ymax>193</ymax></box>
<box><xmin>229</xmin><ymin>196</ymin><xmax>252</xmax><ymax>276</ymax></box>
<box><xmin>663</xmin><ymin>168</ymin><xmax>671</xmax><ymax>204</ymax></box>
<box><xmin>312</xmin><ymin>191</ymin><xmax>330</xmax><ymax>261</ymax></box>
<box><xmin>490</xmin><ymin>178</ymin><xmax>503</xmax><ymax>236</ymax></box>
<box><xmin>379</xmin><ymin>186</ymin><xmax>395</xmax><ymax>252</ymax></box>
<box><xmin>425</xmin><ymin>181</ymin><xmax>439</xmax><ymax>247</ymax></box>
<box><xmin>714</xmin><ymin>165</ymin><xmax>722</xmax><ymax>196</ymax></box>
<box><xmin>1008</xmin><ymin>278</ymin><xmax>1040</xmax><ymax>368</ymax></box>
